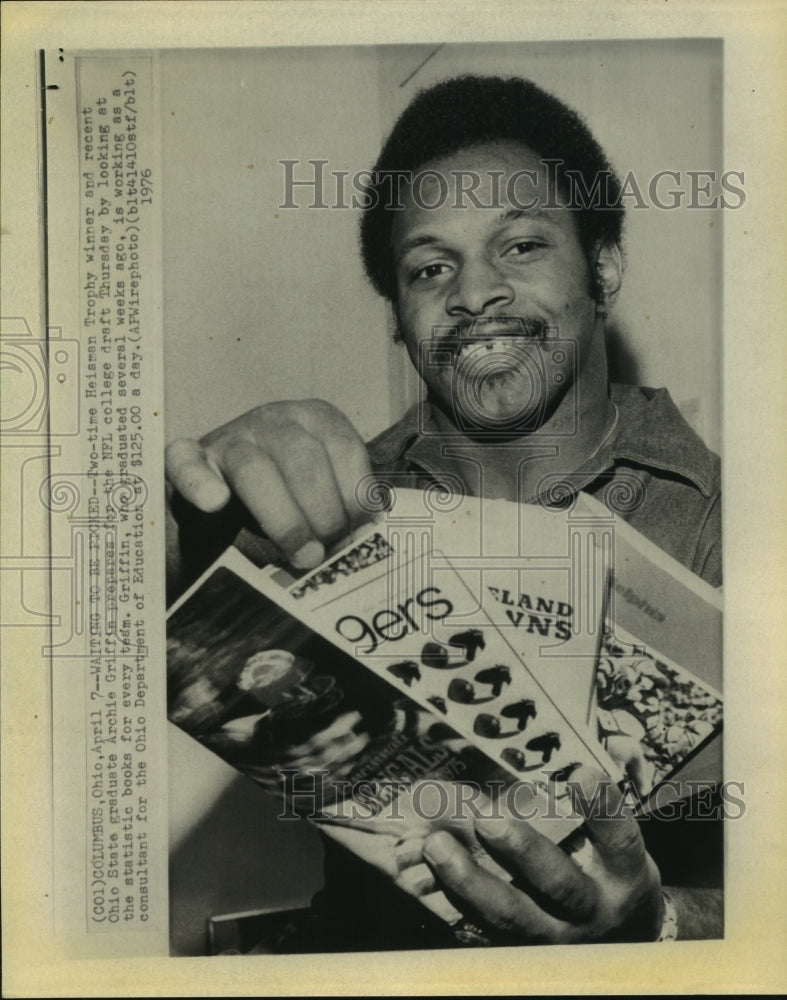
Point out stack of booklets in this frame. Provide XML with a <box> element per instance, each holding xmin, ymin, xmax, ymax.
<box><xmin>167</xmin><ymin>488</ymin><xmax>722</xmax><ymax>944</ymax></box>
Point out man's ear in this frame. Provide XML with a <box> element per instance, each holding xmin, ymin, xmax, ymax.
<box><xmin>593</xmin><ymin>242</ymin><xmax>624</xmax><ymax>317</ymax></box>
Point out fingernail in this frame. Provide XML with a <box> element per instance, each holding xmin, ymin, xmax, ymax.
<box><xmin>474</xmin><ymin>815</ymin><xmax>510</xmax><ymax>841</ymax></box>
<box><xmin>291</xmin><ymin>540</ymin><xmax>325</xmax><ymax>569</ymax></box>
<box><xmin>395</xmin><ymin>863</ymin><xmax>436</xmax><ymax>897</ymax></box>
<box><xmin>422</xmin><ymin>831</ymin><xmax>455</xmax><ymax>865</ymax></box>
<box><xmin>194</xmin><ymin>477</ymin><xmax>230</xmax><ymax>512</ymax></box>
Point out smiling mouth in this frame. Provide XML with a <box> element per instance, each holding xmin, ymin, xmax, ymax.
<box><xmin>439</xmin><ymin>317</ymin><xmax>556</xmax><ymax>360</ymax></box>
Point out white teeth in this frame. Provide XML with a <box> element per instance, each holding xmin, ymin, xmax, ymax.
<box><xmin>457</xmin><ymin>338</ymin><xmax>523</xmax><ymax>357</ymax></box>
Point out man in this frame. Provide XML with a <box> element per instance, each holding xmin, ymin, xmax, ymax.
<box><xmin>166</xmin><ymin>75</ymin><xmax>722</xmax><ymax>946</ymax></box>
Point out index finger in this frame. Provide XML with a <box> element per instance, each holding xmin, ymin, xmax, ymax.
<box><xmin>422</xmin><ymin>830</ymin><xmax>567</xmax><ymax>942</ymax></box>
<box><xmin>473</xmin><ymin>812</ymin><xmax>599</xmax><ymax>922</ymax></box>
<box><xmin>289</xmin><ymin>401</ymin><xmax>375</xmax><ymax>527</ymax></box>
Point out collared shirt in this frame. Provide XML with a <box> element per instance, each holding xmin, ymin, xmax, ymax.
<box><xmin>367</xmin><ymin>382</ymin><xmax>722</xmax><ymax>587</ymax></box>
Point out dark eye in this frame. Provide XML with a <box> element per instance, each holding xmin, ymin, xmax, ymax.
<box><xmin>412</xmin><ymin>262</ymin><xmax>451</xmax><ymax>281</ymax></box>
<box><xmin>504</xmin><ymin>240</ymin><xmax>544</xmax><ymax>257</ymax></box>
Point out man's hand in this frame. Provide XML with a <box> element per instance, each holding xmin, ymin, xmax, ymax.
<box><xmin>165</xmin><ymin>399</ymin><xmax>373</xmax><ymax>571</ymax></box>
<box><xmin>422</xmin><ymin>766</ymin><xmax>664</xmax><ymax>944</ymax></box>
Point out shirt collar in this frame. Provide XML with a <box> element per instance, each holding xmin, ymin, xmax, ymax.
<box><xmin>367</xmin><ymin>402</ymin><xmax>425</xmax><ymax>465</ymax></box>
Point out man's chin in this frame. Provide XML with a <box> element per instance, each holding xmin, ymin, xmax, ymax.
<box><xmin>432</xmin><ymin>368</ymin><xmax>550</xmax><ymax>436</ymax></box>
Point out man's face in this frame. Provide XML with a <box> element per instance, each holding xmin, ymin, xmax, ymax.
<box><xmin>391</xmin><ymin>141</ymin><xmax>603</xmax><ymax>434</ymax></box>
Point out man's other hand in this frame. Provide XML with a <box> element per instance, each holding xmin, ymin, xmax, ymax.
<box><xmin>422</xmin><ymin>766</ymin><xmax>664</xmax><ymax>944</ymax></box>
<box><xmin>165</xmin><ymin>399</ymin><xmax>373</xmax><ymax>570</ymax></box>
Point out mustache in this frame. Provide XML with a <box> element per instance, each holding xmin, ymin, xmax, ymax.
<box><xmin>437</xmin><ymin>316</ymin><xmax>555</xmax><ymax>342</ymax></box>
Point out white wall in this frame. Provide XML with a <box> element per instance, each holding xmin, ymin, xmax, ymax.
<box><xmin>161</xmin><ymin>47</ymin><xmax>397</xmax><ymax>445</ymax></box>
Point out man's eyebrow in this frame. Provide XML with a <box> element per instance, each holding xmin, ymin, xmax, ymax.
<box><xmin>395</xmin><ymin>233</ymin><xmax>445</xmax><ymax>257</ymax></box>
<box><xmin>500</xmin><ymin>207</ymin><xmax>558</xmax><ymax>225</ymax></box>
<box><xmin>395</xmin><ymin>208</ymin><xmax>561</xmax><ymax>258</ymax></box>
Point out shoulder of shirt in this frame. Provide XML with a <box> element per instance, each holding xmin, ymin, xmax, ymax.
<box><xmin>608</xmin><ymin>383</ymin><xmax>720</xmax><ymax>499</ymax></box>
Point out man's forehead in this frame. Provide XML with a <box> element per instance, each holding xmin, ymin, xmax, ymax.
<box><xmin>390</xmin><ymin>140</ymin><xmax>563</xmax><ymax>217</ymax></box>
<box><xmin>385</xmin><ymin>140</ymin><xmax>586</xmax><ymax>255</ymax></box>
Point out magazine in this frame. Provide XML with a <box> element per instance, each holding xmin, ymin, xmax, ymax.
<box><xmin>166</xmin><ymin>499</ymin><xmax>619</xmax><ymax>944</ymax></box>
<box><xmin>166</xmin><ymin>488</ymin><xmax>722</xmax><ymax>945</ymax></box>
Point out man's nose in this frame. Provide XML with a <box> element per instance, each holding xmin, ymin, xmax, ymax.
<box><xmin>445</xmin><ymin>258</ymin><xmax>515</xmax><ymax>316</ymax></box>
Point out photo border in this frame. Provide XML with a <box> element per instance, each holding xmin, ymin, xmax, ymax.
<box><xmin>2</xmin><ymin>1</ymin><xmax>786</xmax><ymax>995</ymax></box>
